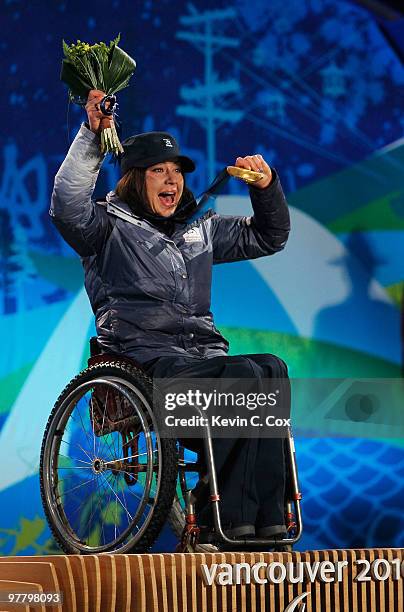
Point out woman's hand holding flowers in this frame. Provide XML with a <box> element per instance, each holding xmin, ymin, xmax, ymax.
<box><xmin>61</xmin><ymin>36</ymin><xmax>135</xmax><ymax>155</ymax></box>
<box><xmin>85</xmin><ymin>89</ymin><xmax>113</xmax><ymax>135</ymax></box>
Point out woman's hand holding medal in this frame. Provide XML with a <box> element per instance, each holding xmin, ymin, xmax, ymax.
<box><xmin>234</xmin><ymin>154</ymin><xmax>273</xmax><ymax>189</ymax></box>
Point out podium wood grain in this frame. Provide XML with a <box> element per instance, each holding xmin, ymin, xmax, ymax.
<box><xmin>127</xmin><ymin>554</ymin><xmax>146</xmax><ymax>612</ymax></box>
<box><xmin>0</xmin><ymin>579</ymin><xmax>44</xmax><ymax>612</ymax></box>
<box><xmin>155</xmin><ymin>554</ymin><xmax>169</xmax><ymax>611</ymax></box>
<box><xmin>186</xmin><ymin>551</ymin><xmax>199</xmax><ymax>612</ymax></box>
<box><xmin>145</xmin><ymin>554</ymin><xmax>160</xmax><ymax>610</ymax></box>
<box><xmin>0</xmin><ymin>555</ymin><xmax>76</xmax><ymax>612</ymax></box>
<box><xmin>0</xmin><ymin>548</ymin><xmax>402</xmax><ymax>611</ymax></box>
<box><xmin>0</xmin><ymin>564</ymin><xmax>61</xmax><ymax>612</ymax></box>
<box><xmin>67</xmin><ymin>556</ymin><xmax>88</xmax><ymax>612</ymax></box>
<box><xmin>162</xmin><ymin>554</ymin><xmax>178</xmax><ymax>612</ymax></box>
<box><xmin>79</xmin><ymin>556</ymin><xmax>100</xmax><ymax>612</ymax></box>
<box><xmin>112</xmin><ymin>555</ymin><xmax>131</xmax><ymax>612</ymax></box>
<box><xmin>98</xmin><ymin>555</ymin><xmax>116</xmax><ymax>612</ymax></box>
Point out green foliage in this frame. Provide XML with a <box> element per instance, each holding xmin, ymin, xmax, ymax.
<box><xmin>0</xmin><ymin>361</ymin><xmax>33</xmax><ymax>414</ymax></box>
<box><xmin>102</xmin><ymin>502</ymin><xmax>123</xmax><ymax>525</ymax></box>
<box><xmin>328</xmin><ymin>191</ymin><xmax>404</xmax><ymax>233</ymax></box>
<box><xmin>221</xmin><ymin>326</ymin><xmax>401</xmax><ymax>378</ymax></box>
<box><xmin>88</xmin><ymin>525</ymin><xmax>101</xmax><ymax>547</ymax></box>
<box><xmin>385</xmin><ymin>281</ymin><xmax>404</xmax><ymax>307</ymax></box>
<box><xmin>60</xmin><ymin>34</ymin><xmax>135</xmax><ymax>99</ymax></box>
<box><xmin>0</xmin><ymin>516</ymin><xmax>50</xmax><ymax>556</ymax></box>
<box><xmin>12</xmin><ymin>517</ymin><xmax>45</xmax><ymax>554</ymax></box>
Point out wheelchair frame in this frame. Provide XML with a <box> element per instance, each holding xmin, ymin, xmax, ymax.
<box><xmin>40</xmin><ymin>341</ymin><xmax>303</xmax><ymax>553</ymax></box>
<box><xmin>176</xmin><ymin>416</ymin><xmax>303</xmax><ymax>552</ymax></box>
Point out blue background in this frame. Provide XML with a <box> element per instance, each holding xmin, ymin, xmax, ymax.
<box><xmin>0</xmin><ymin>0</ymin><xmax>403</xmax><ymax>554</ymax></box>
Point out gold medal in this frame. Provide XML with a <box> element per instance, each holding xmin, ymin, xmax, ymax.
<box><xmin>226</xmin><ymin>166</ymin><xmax>265</xmax><ymax>184</ymax></box>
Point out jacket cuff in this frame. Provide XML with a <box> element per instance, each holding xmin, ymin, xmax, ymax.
<box><xmin>65</xmin><ymin>123</ymin><xmax>106</xmax><ymax>172</ymax></box>
<box><xmin>248</xmin><ymin>168</ymin><xmax>286</xmax><ymax>211</ymax></box>
<box><xmin>248</xmin><ymin>168</ymin><xmax>290</xmax><ymax>235</ymax></box>
<box><xmin>248</xmin><ymin>167</ymin><xmax>279</xmax><ymax>199</ymax></box>
<box><xmin>80</xmin><ymin>122</ymin><xmax>102</xmax><ymax>144</ymax></box>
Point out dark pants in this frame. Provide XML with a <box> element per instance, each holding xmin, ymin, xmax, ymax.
<box><xmin>143</xmin><ymin>353</ymin><xmax>288</xmax><ymax>531</ymax></box>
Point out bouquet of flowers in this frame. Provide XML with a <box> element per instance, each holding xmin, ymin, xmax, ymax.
<box><xmin>61</xmin><ymin>35</ymin><xmax>136</xmax><ymax>155</ymax></box>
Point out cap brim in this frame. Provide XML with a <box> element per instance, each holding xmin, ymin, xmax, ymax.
<box><xmin>121</xmin><ymin>151</ymin><xmax>195</xmax><ymax>174</ymax></box>
<box><xmin>177</xmin><ymin>155</ymin><xmax>195</xmax><ymax>173</ymax></box>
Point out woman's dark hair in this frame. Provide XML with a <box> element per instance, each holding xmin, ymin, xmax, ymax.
<box><xmin>115</xmin><ymin>166</ymin><xmax>148</xmax><ymax>213</ymax></box>
<box><xmin>115</xmin><ymin>165</ymin><xmax>195</xmax><ymax>220</ymax></box>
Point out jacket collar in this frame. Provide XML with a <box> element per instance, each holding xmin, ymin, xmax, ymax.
<box><xmin>105</xmin><ymin>191</ymin><xmax>155</xmax><ymax>231</ymax></box>
<box><xmin>105</xmin><ymin>191</ymin><xmax>185</xmax><ymax>239</ymax></box>
<box><xmin>106</xmin><ymin>191</ymin><xmax>135</xmax><ymax>215</ymax></box>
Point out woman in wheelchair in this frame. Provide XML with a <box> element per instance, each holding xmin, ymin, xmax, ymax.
<box><xmin>41</xmin><ymin>89</ymin><xmax>300</xmax><ymax>554</ymax></box>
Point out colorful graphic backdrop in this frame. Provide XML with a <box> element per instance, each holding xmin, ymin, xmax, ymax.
<box><xmin>1</xmin><ymin>0</ymin><xmax>403</xmax><ymax>554</ymax></box>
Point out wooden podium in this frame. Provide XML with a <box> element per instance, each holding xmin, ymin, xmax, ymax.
<box><xmin>0</xmin><ymin>549</ymin><xmax>402</xmax><ymax>611</ymax></box>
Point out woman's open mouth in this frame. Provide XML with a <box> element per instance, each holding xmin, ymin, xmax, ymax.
<box><xmin>158</xmin><ymin>191</ymin><xmax>177</xmax><ymax>207</ymax></box>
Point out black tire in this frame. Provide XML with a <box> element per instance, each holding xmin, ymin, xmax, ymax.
<box><xmin>40</xmin><ymin>360</ymin><xmax>178</xmax><ymax>554</ymax></box>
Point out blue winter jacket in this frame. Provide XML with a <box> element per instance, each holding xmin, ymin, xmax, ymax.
<box><xmin>50</xmin><ymin>124</ymin><xmax>290</xmax><ymax>364</ymax></box>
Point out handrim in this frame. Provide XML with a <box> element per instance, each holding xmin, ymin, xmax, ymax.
<box><xmin>39</xmin><ymin>362</ymin><xmax>178</xmax><ymax>554</ymax></box>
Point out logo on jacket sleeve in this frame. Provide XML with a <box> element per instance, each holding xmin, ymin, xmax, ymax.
<box><xmin>183</xmin><ymin>227</ymin><xmax>203</xmax><ymax>243</ymax></box>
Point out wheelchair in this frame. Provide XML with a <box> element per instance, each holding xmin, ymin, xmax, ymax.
<box><xmin>39</xmin><ymin>338</ymin><xmax>302</xmax><ymax>554</ymax></box>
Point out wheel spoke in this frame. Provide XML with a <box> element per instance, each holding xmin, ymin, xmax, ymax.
<box><xmin>57</xmin><ymin>475</ymin><xmax>96</xmax><ymax>497</ymax></box>
<box><xmin>41</xmin><ymin>369</ymin><xmax>176</xmax><ymax>554</ymax></box>
<box><xmin>60</xmin><ymin>438</ymin><xmax>94</xmax><ymax>463</ymax></box>
<box><xmin>106</xmin><ymin>449</ymin><xmax>157</xmax><ymax>465</ymax></box>
<box><xmin>74</xmin><ymin>401</ymin><xmax>98</xmax><ymax>454</ymax></box>
<box><xmin>57</xmin><ymin>453</ymin><xmax>93</xmax><ymax>466</ymax></box>
<box><xmin>100</xmin><ymin>472</ymin><xmax>134</xmax><ymax>522</ymax></box>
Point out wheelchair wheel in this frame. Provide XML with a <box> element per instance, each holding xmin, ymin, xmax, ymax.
<box><xmin>40</xmin><ymin>360</ymin><xmax>177</xmax><ymax>554</ymax></box>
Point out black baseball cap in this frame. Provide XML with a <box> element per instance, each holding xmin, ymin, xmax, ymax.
<box><xmin>120</xmin><ymin>131</ymin><xmax>195</xmax><ymax>175</ymax></box>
